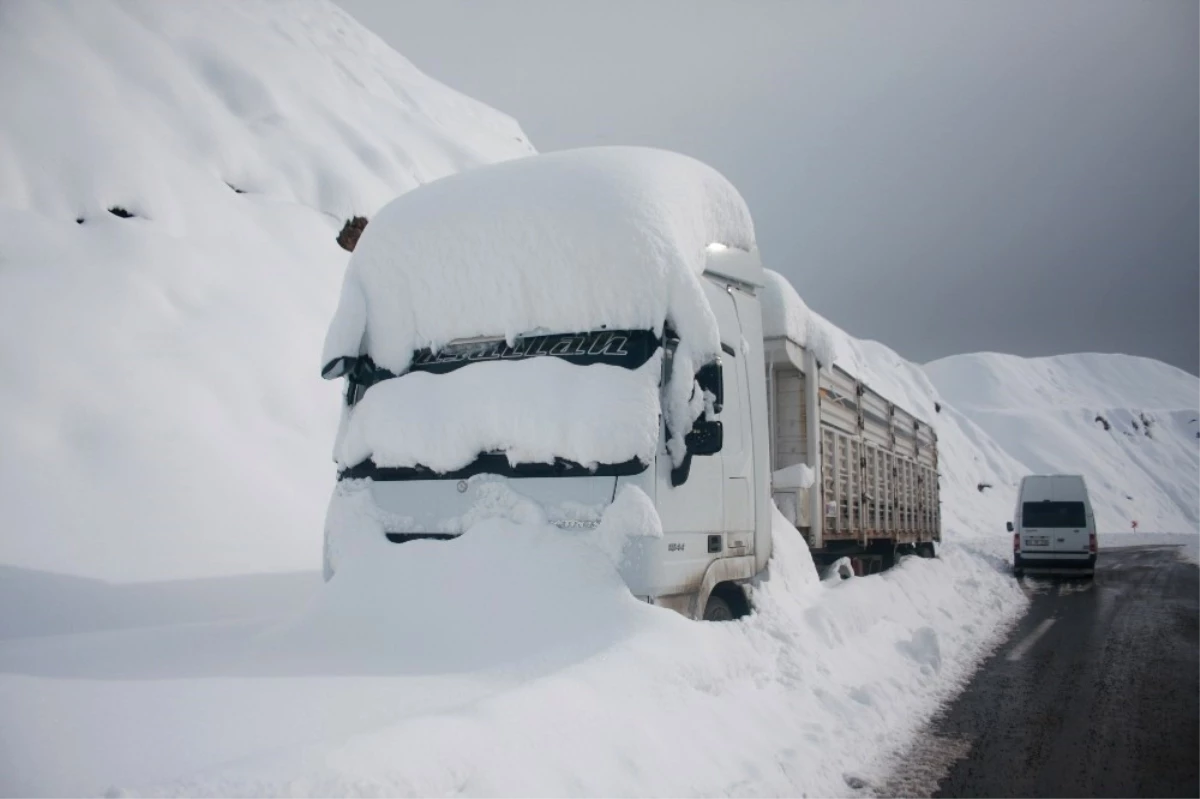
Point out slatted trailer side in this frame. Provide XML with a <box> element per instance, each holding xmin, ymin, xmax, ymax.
<box><xmin>765</xmin><ymin>337</ymin><xmax>940</xmax><ymax>571</ymax></box>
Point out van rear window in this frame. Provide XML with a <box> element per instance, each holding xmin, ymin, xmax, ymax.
<box><xmin>1022</xmin><ymin>501</ymin><xmax>1086</xmax><ymax>528</ymax></box>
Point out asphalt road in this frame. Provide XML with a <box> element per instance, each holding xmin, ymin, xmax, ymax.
<box><xmin>883</xmin><ymin>544</ymin><xmax>1199</xmax><ymax>798</ymax></box>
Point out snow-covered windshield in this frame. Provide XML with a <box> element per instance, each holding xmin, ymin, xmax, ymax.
<box><xmin>335</xmin><ymin>329</ymin><xmax>665</xmax><ymax>480</ymax></box>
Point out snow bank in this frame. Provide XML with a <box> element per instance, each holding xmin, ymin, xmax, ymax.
<box><xmin>0</xmin><ymin>0</ymin><xmax>532</xmax><ymax>582</ymax></box>
<box><xmin>336</xmin><ymin>354</ymin><xmax>662</xmax><ymax>471</ymax></box>
<box><xmin>927</xmin><ymin>352</ymin><xmax>1200</xmax><ymax>532</ymax></box>
<box><xmin>0</xmin><ymin>508</ymin><xmax>1023</xmax><ymax>797</ymax></box>
<box><xmin>322</xmin><ymin>146</ymin><xmax>754</xmax><ymax>376</ymax></box>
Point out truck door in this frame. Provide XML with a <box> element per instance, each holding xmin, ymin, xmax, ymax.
<box><xmin>720</xmin><ymin>299</ymin><xmax>754</xmax><ymax>542</ymax></box>
<box><xmin>654</xmin><ymin>282</ymin><xmax>751</xmax><ymax>591</ymax></box>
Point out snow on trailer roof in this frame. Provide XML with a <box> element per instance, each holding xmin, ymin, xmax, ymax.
<box><xmin>322</xmin><ymin>147</ymin><xmax>756</xmax><ymax>375</ymax></box>
<box><xmin>761</xmin><ymin>269</ymin><xmax>835</xmax><ymax>365</ymax></box>
<box><xmin>761</xmin><ymin>269</ymin><xmax>936</xmax><ymax>431</ymax></box>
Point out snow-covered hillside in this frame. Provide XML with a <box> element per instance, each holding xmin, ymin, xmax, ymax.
<box><xmin>0</xmin><ymin>0</ymin><xmax>533</xmax><ymax>581</ymax></box>
<box><xmin>926</xmin><ymin>352</ymin><xmax>1199</xmax><ymax>532</ymax></box>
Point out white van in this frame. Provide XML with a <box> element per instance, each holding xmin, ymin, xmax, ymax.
<box><xmin>1008</xmin><ymin>474</ymin><xmax>1097</xmax><ymax>577</ymax></box>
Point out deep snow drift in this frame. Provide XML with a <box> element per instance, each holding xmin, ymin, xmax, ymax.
<box><xmin>926</xmin><ymin>352</ymin><xmax>1199</xmax><ymax>533</ymax></box>
<box><xmin>0</xmin><ymin>508</ymin><xmax>1024</xmax><ymax>797</ymax></box>
<box><xmin>0</xmin><ymin>0</ymin><xmax>533</xmax><ymax>581</ymax></box>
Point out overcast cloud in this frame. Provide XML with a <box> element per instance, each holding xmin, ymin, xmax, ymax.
<box><xmin>339</xmin><ymin>0</ymin><xmax>1198</xmax><ymax>374</ymax></box>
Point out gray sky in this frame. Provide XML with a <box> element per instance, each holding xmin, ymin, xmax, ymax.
<box><xmin>339</xmin><ymin>0</ymin><xmax>1198</xmax><ymax>374</ymax></box>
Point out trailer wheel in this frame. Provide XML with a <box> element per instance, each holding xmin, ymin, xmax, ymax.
<box><xmin>916</xmin><ymin>542</ymin><xmax>936</xmax><ymax>559</ymax></box>
<box><xmin>703</xmin><ymin>594</ymin><xmax>734</xmax><ymax>622</ymax></box>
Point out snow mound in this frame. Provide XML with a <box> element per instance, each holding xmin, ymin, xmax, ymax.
<box><xmin>927</xmin><ymin>352</ymin><xmax>1200</xmax><ymax>532</ymax></box>
<box><xmin>261</xmin><ymin>519</ymin><xmax>654</xmax><ymax>676</ymax></box>
<box><xmin>322</xmin><ymin>146</ymin><xmax>754</xmax><ymax>375</ymax></box>
<box><xmin>0</xmin><ymin>0</ymin><xmax>533</xmax><ymax>582</ymax></box>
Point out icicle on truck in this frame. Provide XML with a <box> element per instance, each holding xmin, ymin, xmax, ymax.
<box><xmin>320</xmin><ymin>147</ymin><xmax>940</xmax><ymax>620</ymax></box>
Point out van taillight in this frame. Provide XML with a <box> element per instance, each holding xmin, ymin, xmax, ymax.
<box><xmin>1013</xmin><ymin>532</ymin><xmax>1020</xmax><ymax>552</ymax></box>
<box><xmin>1089</xmin><ymin>533</ymin><xmax>1097</xmax><ymax>554</ymax></box>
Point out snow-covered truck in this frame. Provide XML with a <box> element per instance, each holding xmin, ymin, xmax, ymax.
<box><xmin>319</xmin><ymin>147</ymin><xmax>939</xmax><ymax>620</ymax></box>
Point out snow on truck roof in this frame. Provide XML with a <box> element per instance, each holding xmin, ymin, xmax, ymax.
<box><xmin>322</xmin><ymin>146</ymin><xmax>757</xmax><ymax>375</ymax></box>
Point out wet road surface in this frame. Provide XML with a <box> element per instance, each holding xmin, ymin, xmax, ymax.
<box><xmin>883</xmin><ymin>544</ymin><xmax>1199</xmax><ymax>798</ymax></box>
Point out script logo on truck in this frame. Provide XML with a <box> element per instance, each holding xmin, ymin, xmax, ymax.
<box><xmin>410</xmin><ymin>329</ymin><xmax>659</xmax><ymax>373</ymax></box>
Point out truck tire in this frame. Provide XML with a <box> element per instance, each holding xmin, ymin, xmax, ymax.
<box><xmin>916</xmin><ymin>542</ymin><xmax>936</xmax><ymax>559</ymax></box>
<box><xmin>703</xmin><ymin>594</ymin><xmax>734</xmax><ymax>622</ymax></box>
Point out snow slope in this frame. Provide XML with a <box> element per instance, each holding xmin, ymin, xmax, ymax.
<box><xmin>926</xmin><ymin>353</ymin><xmax>1200</xmax><ymax>533</ymax></box>
<box><xmin>3</xmin><ymin>1</ymin><xmax>1186</xmax><ymax>796</ymax></box>
<box><xmin>0</xmin><ymin>0</ymin><xmax>534</xmax><ymax>581</ymax></box>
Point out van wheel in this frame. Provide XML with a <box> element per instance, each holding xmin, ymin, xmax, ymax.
<box><xmin>703</xmin><ymin>594</ymin><xmax>734</xmax><ymax>622</ymax></box>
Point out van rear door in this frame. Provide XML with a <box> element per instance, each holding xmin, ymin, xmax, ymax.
<box><xmin>1021</xmin><ymin>497</ymin><xmax>1089</xmax><ymax>559</ymax></box>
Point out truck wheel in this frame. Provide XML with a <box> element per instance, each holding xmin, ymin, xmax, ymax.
<box><xmin>916</xmin><ymin>542</ymin><xmax>936</xmax><ymax>559</ymax></box>
<box><xmin>703</xmin><ymin>594</ymin><xmax>734</xmax><ymax>622</ymax></box>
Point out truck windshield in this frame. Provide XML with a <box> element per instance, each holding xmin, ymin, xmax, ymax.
<box><xmin>1022</xmin><ymin>501</ymin><xmax>1086</xmax><ymax>528</ymax></box>
<box><xmin>337</xmin><ymin>328</ymin><xmax>664</xmax><ymax>482</ymax></box>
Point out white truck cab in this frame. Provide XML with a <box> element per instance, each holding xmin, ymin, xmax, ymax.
<box><xmin>1009</xmin><ymin>474</ymin><xmax>1097</xmax><ymax>577</ymax></box>
<box><xmin>318</xmin><ymin>147</ymin><xmax>939</xmax><ymax>621</ymax></box>
<box><xmin>323</xmin><ymin>245</ymin><xmax>771</xmax><ymax>621</ymax></box>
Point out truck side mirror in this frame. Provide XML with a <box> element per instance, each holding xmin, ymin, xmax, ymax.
<box><xmin>321</xmin><ymin>355</ymin><xmax>357</xmax><ymax>380</ymax></box>
<box><xmin>669</xmin><ymin>421</ymin><xmax>724</xmax><ymax>487</ymax></box>
<box><xmin>1006</xmin><ymin>521</ymin><xmax>1014</xmax><ymax>532</ymax></box>
<box><xmin>687</xmin><ymin>420</ymin><xmax>723</xmax><ymax>456</ymax></box>
<box><xmin>696</xmin><ymin>359</ymin><xmax>723</xmax><ymax>414</ymax></box>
